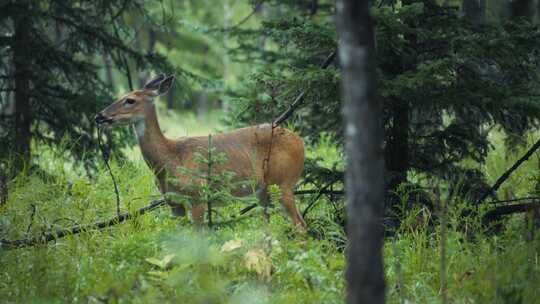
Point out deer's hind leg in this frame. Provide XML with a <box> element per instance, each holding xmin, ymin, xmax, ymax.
<box><xmin>280</xmin><ymin>186</ymin><xmax>307</xmax><ymax>231</ymax></box>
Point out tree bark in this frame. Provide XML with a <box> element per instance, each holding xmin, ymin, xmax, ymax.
<box><xmin>337</xmin><ymin>0</ymin><xmax>386</xmax><ymax>303</ymax></box>
<box><xmin>13</xmin><ymin>3</ymin><xmax>32</xmax><ymax>171</ymax></box>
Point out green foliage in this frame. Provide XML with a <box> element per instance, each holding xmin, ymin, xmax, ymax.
<box><xmin>1</xmin><ymin>148</ymin><xmax>539</xmax><ymax>302</ymax></box>
<box><xmin>0</xmin><ymin>151</ymin><xmax>345</xmax><ymax>303</ymax></box>
<box><xmin>2</xmin><ymin>0</ymin><xmax>540</xmax><ymax>302</ymax></box>
<box><xmin>0</xmin><ymin>0</ymin><xmax>174</xmax><ymax>172</ymax></box>
<box><xmin>225</xmin><ymin>0</ymin><xmax>540</xmax><ymax>202</ymax></box>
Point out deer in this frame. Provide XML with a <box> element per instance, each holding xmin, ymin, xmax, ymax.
<box><xmin>94</xmin><ymin>74</ymin><xmax>307</xmax><ymax>230</ymax></box>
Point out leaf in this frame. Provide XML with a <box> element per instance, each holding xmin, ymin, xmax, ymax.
<box><xmin>220</xmin><ymin>239</ymin><xmax>244</xmax><ymax>253</ymax></box>
<box><xmin>145</xmin><ymin>254</ymin><xmax>176</xmax><ymax>269</ymax></box>
<box><xmin>244</xmin><ymin>248</ymin><xmax>272</xmax><ymax>279</ymax></box>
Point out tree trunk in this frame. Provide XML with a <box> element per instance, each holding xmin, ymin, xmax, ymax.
<box><xmin>0</xmin><ymin>169</ymin><xmax>7</xmax><ymax>205</ymax></box>
<box><xmin>197</xmin><ymin>93</ymin><xmax>208</xmax><ymax>120</ymax></box>
<box><xmin>463</xmin><ymin>0</ymin><xmax>486</xmax><ymax>27</ymax></box>
<box><xmin>102</xmin><ymin>54</ymin><xmax>115</xmax><ymax>89</ymax></box>
<box><xmin>222</xmin><ymin>0</ymin><xmax>232</xmax><ymax>113</ymax></box>
<box><xmin>510</xmin><ymin>0</ymin><xmax>535</xmax><ymax>19</ymax></box>
<box><xmin>138</xmin><ymin>29</ymin><xmax>157</xmax><ymax>88</ymax></box>
<box><xmin>385</xmin><ymin>97</ymin><xmax>409</xmax><ymax>209</ymax></box>
<box><xmin>13</xmin><ymin>4</ymin><xmax>32</xmax><ymax>172</ymax></box>
<box><xmin>337</xmin><ymin>0</ymin><xmax>386</xmax><ymax>303</ymax></box>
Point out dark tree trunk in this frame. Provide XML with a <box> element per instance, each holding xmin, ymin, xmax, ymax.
<box><xmin>385</xmin><ymin>0</ymin><xmax>416</xmax><ymax>218</ymax></box>
<box><xmin>13</xmin><ymin>4</ymin><xmax>32</xmax><ymax>171</ymax></box>
<box><xmin>463</xmin><ymin>0</ymin><xmax>486</xmax><ymax>27</ymax></box>
<box><xmin>510</xmin><ymin>0</ymin><xmax>535</xmax><ymax>19</ymax></box>
<box><xmin>385</xmin><ymin>97</ymin><xmax>409</xmax><ymax>206</ymax></box>
<box><xmin>0</xmin><ymin>169</ymin><xmax>7</xmax><ymax>205</ymax></box>
<box><xmin>337</xmin><ymin>0</ymin><xmax>386</xmax><ymax>303</ymax></box>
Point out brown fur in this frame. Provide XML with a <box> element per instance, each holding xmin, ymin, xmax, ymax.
<box><xmin>98</xmin><ymin>89</ymin><xmax>307</xmax><ymax>229</ymax></box>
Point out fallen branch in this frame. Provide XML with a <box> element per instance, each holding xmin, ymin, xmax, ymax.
<box><xmin>477</xmin><ymin>137</ymin><xmax>540</xmax><ymax>204</ymax></box>
<box><xmin>487</xmin><ymin>196</ymin><xmax>540</xmax><ymax>205</ymax></box>
<box><xmin>238</xmin><ymin>188</ymin><xmax>345</xmax><ymax>216</ymax></box>
<box><xmin>2</xmin><ymin>186</ymin><xmax>346</xmax><ymax>249</ymax></box>
<box><xmin>484</xmin><ymin>200</ymin><xmax>540</xmax><ymax>222</ymax></box>
<box><xmin>302</xmin><ymin>179</ymin><xmax>342</xmax><ymax>218</ymax></box>
<box><xmin>295</xmin><ymin>189</ymin><xmax>344</xmax><ymax>196</ymax></box>
<box><xmin>0</xmin><ymin>199</ymin><xmax>166</xmax><ymax>250</ymax></box>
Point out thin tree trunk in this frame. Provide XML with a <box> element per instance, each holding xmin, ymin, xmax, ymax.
<box><xmin>222</xmin><ymin>0</ymin><xmax>232</xmax><ymax>113</ymax></box>
<box><xmin>138</xmin><ymin>29</ymin><xmax>157</xmax><ymax>88</ymax></box>
<box><xmin>337</xmin><ymin>0</ymin><xmax>386</xmax><ymax>303</ymax></box>
<box><xmin>197</xmin><ymin>93</ymin><xmax>208</xmax><ymax>120</ymax></box>
<box><xmin>102</xmin><ymin>54</ymin><xmax>115</xmax><ymax>89</ymax></box>
<box><xmin>385</xmin><ymin>97</ymin><xmax>409</xmax><ymax>213</ymax></box>
<box><xmin>13</xmin><ymin>3</ymin><xmax>32</xmax><ymax>172</ymax></box>
<box><xmin>0</xmin><ymin>169</ymin><xmax>7</xmax><ymax>205</ymax></box>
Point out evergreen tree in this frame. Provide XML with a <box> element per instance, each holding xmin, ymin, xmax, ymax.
<box><xmin>226</xmin><ymin>0</ymin><xmax>540</xmax><ymax>213</ymax></box>
<box><xmin>0</xmin><ymin>0</ymin><xmax>173</xmax><ymax>174</ymax></box>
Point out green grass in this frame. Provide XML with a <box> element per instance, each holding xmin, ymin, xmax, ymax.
<box><xmin>0</xmin><ymin>156</ymin><xmax>344</xmax><ymax>303</ymax></box>
<box><xmin>1</xmin><ymin>112</ymin><xmax>540</xmax><ymax>303</ymax></box>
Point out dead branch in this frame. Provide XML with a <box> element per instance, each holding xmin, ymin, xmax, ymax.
<box><xmin>0</xmin><ymin>199</ymin><xmax>166</xmax><ymax>250</ymax></box>
<box><xmin>487</xmin><ymin>196</ymin><xmax>540</xmax><ymax>205</ymax></box>
<box><xmin>295</xmin><ymin>189</ymin><xmax>344</xmax><ymax>195</ymax></box>
<box><xmin>484</xmin><ymin>200</ymin><xmax>540</xmax><ymax>222</ymax></box>
<box><xmin>272</xmin><ymin>50</ymin><xmax>337</xmax><ymax>128</ymax></box>
<box><xmin>477</xmin><ymin>137</ymin><xmax>540</xmax><ymax>204</ymax></box>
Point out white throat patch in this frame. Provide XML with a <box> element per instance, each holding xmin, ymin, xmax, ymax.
<box><xmin>134</xmin><ymin>119</ymin><xmax>146</xmax><ymax>138</ymax></box>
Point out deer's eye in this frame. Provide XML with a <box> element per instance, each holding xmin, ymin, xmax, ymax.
<box><xmin>124</xmin><ymin>98</ymin><xmax>136</xmax><ymax>106</ymax></box>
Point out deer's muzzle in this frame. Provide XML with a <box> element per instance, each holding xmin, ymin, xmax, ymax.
<box><xmin>94</xmin><ymin>113</ymin><xmax>114</xmax><ymax>126</ymax></box>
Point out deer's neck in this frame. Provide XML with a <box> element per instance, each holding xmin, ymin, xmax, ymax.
<box><xmin>134</xmin><ymin>105</ymin><xmax>170</xmax><ymax>170</ymax></box>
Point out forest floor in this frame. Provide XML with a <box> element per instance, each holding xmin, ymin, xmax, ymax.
<box><xmin>1</xmin><ymin>109</ymin><xmax>539</xmax><ymax>303</ymax></box>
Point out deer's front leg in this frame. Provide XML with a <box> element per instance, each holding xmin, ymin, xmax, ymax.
<box><xmin>156</xmin><ymin>172</ymin><xmax>186</xmax><ymax>217</ymax></box>
<box><xmin>191</xmin><ymin>202</ymin><xmax>206</xmax><ymax>224</ymax></box>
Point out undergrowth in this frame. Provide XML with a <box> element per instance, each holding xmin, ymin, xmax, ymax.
<box><xmin>0</xmin><ymin>133</ymin><xmax>539</xmax><ymax>303</ymax></box>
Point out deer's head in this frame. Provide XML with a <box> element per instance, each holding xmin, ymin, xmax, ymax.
<box><xmin>95</xmin><ymin>74</ymin><xmax>174</xmax><ymax>127</ymax></box>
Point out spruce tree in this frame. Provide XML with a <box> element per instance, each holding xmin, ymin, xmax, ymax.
<box><xmin>0</xmin><ymin>0</ymin><xmax>172</xmax><ymax>174</ymax></box>
<box><xmin>226</xmin><ymin>0</ymin><xmax>540</xmax><ymax>212</ymax></box>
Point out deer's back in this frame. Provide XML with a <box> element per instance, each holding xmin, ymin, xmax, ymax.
<box><xmin>168</xmin><ymin>124</ymin><xmax>304</xmax><ymax>188</ymax></box>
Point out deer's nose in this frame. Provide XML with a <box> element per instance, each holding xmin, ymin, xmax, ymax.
<box><xmin>94</xmin><ymin>112</ymin><xmax>111</xmax><ymax>125</ymax></box>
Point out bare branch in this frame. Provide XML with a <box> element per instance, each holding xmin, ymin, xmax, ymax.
<box><xmin>0</xmin><ymin>199</ymin><xmax>166</xmax><ymax>250</ymax></box>
<box><xmin>477</xmin><ymin>137</ymin><xmax>540</xmax><ymax>204</ymax></box>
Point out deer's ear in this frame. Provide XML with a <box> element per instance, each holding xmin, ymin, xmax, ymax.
<box><xmin>143</xmin><ymin>74</ymin><xmax>166</xmax><ymax>90</ymax></box>
<box><xmin>158</xmin><ymin>75</ymin><xmax>175</xmax><ymax>95</ymax></box>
